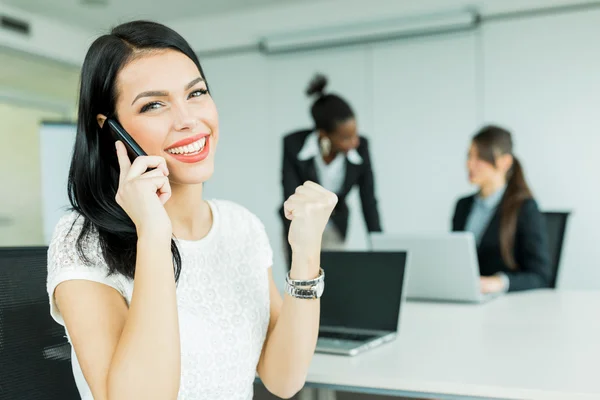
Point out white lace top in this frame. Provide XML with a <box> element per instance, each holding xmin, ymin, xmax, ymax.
<box><xmin>46</xmin><ymin>199</ymin><xmax>273</xmax><ymax>400</ymax></box>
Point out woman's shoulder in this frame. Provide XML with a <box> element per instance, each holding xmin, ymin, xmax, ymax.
<box><xmin>454</xmin><ymin>193</ymin><xmax>476</xmax><ymax>208</ymax></box>
<box><xmin>283</xmin><ymin>129</ymin><xmax>313</xmax><ymax>140</ymax></box>
<box><xmin>355</xmin><ymin>135</ymin><xmax>369</xmax><ymax>152</ymax></box>
<box><xmin>49</xmin><ymin>210</ymin><xmax>92</xmax><ymax>251</ymax></box>
<box><xmin>517</xmin><ymin>197</ymin><xmax>542</xmax><ymax>219</ymax></box>
<box><xmin>283</xmin><ymin>129</ymin><xmax>313</xmax><ymax>149</ymax></box>
<box><xmin>521</xmin><ymin>196</ymin><xmax>540</xmax><ymax>209</ymax></box>
<box><xmin>47</xmin><ymin>210</ymin><xmax>131</xmax><ymax>326</ymax></box>
<box><xmin>48</xmin><ymin>209</ymin><xmax>104</xmax><ymax>262</ymax></box>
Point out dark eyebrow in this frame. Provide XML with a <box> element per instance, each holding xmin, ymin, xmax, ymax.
<box><xmin>131</xmin><ymin>90</ymin><xmax>167</xmax><ymax>105</ymax></box>
<box><xmin>131</xmin><ymin>77</ymin><xmax>205</xmax><ymax>105</ymax></box>
<box><xmin>185</xmin><ymin>76</ymin><xmax>204</xmax><ymax>90</ymax></box>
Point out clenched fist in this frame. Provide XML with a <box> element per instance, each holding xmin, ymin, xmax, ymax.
<box><xmin>284</xmin><ymin>181</ymin><xmax>338</xmax><ymax>257</ymax></box>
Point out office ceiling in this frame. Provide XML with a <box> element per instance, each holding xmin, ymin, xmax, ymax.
<box><xmin>1</xmin><ymin>0</ymin><xmax>323</xmax><ymax>31</ymax></box>
<box><xmin>0</xmin><ymin>0</ymin><xmax>323</xmax><ymax>108</ymax></box>
<box><xmin>0</xmin><ymin>48</ymin><xmax>80</xmax><ymax>111</ymax></box>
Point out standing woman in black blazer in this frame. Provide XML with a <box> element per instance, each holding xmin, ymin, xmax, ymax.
<box><xmin>280</xmin><ymin>74</ymin><xmax>382</xmax><ymax>266</ymax></box>
<box><xmin>452</xmin><ymin>125</ymin><xmax>551</xmax><ymax>293</ymax></box>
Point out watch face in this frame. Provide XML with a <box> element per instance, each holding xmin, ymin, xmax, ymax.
<box><xmin>316</xmin><ymin>282</ymin><xmax>324</xmax><ymax>298</ymax></box>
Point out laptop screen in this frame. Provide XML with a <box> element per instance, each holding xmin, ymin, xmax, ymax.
<box><xmin>319</xmin><ymin>251</ymin><xmax>406</xmax><ymax>333</ymax></box>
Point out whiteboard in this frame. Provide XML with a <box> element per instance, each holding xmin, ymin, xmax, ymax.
<box><xmin>39</xmin><ymin>122</ymin><xmax>76</xmax><ymax>244</ymax></box>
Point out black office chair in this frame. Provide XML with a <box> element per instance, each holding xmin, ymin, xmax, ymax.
<box><xmin>542</xmin><ymin>212</ymin><xmax>570</xmax><ymax>289</ymax></box>
<box><xmin>0</xmin><ymin>247</ymin><xmax>80</xmax><ymax>400</ymax></box>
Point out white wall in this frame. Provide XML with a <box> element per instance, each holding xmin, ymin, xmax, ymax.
<box><xmin>200</xmin><ymin>31</ymin><xmax>480</xmax><ymax>288</ymax></box>
<box><xmin>199</xmin><ymin>8</ymin><xmax>600</xmax><ymax>290</ymax></box>
<box><xmin>0</xmin><ymin>103</ymin><xmax>63</xmax><ymax>246</ymax></box>
<box><xmin>39</xmin><ymin>122</ymin><xmax>77</xmax><ymax>244</ymax></box>
<box><xmin>371</xmin><ymin>32</ymin><xmax>477</xmax><ymax>236</ymax></box>
<box><xmin>16</xmin><ymin>3</ymin><xmax>599</xmax><ymax>290</ymax></box>
<box><xmin>201</xmin><ymin>47</ymin><xmax>374</xmax><ymax>288</ymax></box>
<box><xmin>266</xmin><ymin>44</ymin><xmax>374</xmax><ymax>253</ymax></box>
<box><xmin>172</xmin><ymin>0</ymin><xmax>600</xmax><ymax>53</ymax></box>
<box><xmin>481</xmin><ymin>9</ymin><xmax>600</xmax><ymax>290</ymax></box>
<box><xmin>2</xmin><ymin>0</ymin><xmax>598</xmax><ymax>65</ymax></box>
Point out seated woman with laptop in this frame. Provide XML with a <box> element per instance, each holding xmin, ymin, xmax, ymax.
<box><xmin>452</xmin><ymin>125</ymin><xmax>552</xmax><ymax>294</ymax></box>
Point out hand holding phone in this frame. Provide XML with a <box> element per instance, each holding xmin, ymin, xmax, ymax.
<box><xmin>105</xmin><ymin>118</ymin><xmax>148</xmax><ymax>161</ymax></box>
<box><xmin>104</xmin><ymin>118</ymin><xmax>155</xmax><ymax>172</ymax></box>
<box><xmin>114</xmin><ymin>141</ymin><xmax>172</xmax><ymax>236</ymax></box>
<box><xmin>107</xmin><ymin>119</ymin><xmax>172</xmax><ymax>234</ymax></box>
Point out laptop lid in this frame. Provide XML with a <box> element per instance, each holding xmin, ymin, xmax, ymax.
<box><xmin>319</xmin><ymin>251</ymin><xmax>407</xmax><ymax>333</ymax></box>
<box><xmin>370</xmin><ymin>232</ymin><xmax>482</xmax><ymax>302</ymax></box>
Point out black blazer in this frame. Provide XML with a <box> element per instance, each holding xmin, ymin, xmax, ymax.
<box><xmin>279</xmin><ymin>129</ymin><xmax>382</xmax><ymax>240</ymax></box>
<box><xmin>452</xmin><ymin>194</ymin><xmax>552</xmax><ymax>292</ymax></box>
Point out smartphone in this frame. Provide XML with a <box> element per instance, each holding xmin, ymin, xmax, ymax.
<box><xmin>105</xmin><ymin>118</ymin><xmax>148</xmax><ymax>161</ymax></box>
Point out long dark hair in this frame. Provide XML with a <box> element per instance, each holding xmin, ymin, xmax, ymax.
<box><xmin>473</xmin><ymin>125</ymin><xmax>532</xmax><ymax>270</ymax></box>
<box><xmin>67</xmin><ymin>20</ymin><xmax>210</xmax><ymax>281</ymax></box>
<box><xmin>306</xmin><ymin>74</ymin><xmax>354</xmax><ymax>134</ymax></box>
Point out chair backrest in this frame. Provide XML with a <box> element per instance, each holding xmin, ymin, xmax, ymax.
<box><xmin>542</xmin><ymin>212</ymin><xmax>570</xmax><ymax>289</ymax></box>
<box><xmin>0</xmin><ymin>247</ymin><xmax>80</xmax><ymax>400</ymax></box>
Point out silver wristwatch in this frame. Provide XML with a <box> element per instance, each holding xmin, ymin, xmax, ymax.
<box><xmin>285</xmin><ymin>268</ymin><xmax>325</xmax><ymax>299</ymax></box>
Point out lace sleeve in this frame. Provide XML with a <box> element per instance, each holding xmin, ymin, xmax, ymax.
<box><xmin>46</xmin><ymin>211</ymin><xmax>126</xmax><ymax>326</ymax></box>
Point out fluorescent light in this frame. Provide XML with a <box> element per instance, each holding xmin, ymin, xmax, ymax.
<box><xmin>260</xmin><ymin>9</ymin><xmax>479</xmax><ymax>53</ymax></box>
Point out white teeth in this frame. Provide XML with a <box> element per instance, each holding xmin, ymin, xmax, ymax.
<box><xmin>167</xmin><ymin>136</ymin><xmax>208</xmax><ymax>155</ymax></box>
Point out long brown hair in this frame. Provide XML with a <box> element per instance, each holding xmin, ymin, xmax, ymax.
<box><xmin>473</xmin><ymin>125</ymin><xmax>532</xmax><ymax>269</ymax></box>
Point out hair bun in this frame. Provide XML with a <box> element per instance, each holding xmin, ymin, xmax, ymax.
<box><xmin>306</xmin><ymin>73</ymin><xmax>328</xmax><ymax>97</ymax></box>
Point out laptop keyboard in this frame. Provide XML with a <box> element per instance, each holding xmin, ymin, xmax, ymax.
<box><xmin>319</xmin><ymin>331</ymin><xmax>378</xmax><ymax>342</ymax></box>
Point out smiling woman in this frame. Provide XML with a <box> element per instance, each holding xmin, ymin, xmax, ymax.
<box><xmin>45</xmin><ymin>20</ymin><xmax>338</xmax><ymax>400</ymax></box>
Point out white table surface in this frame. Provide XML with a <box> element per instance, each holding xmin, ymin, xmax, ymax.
<box><xmin>305</xmin><ymin>290</ymin><xmax>600</xmax><ymax>400</ymax></box>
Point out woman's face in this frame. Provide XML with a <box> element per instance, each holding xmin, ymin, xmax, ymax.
<box><xmin>329</xmin><ymin>118</ymin><xmax>359</xmax><ymax>154</ymax></box>
<box><xmin>100</xmin><ymin>49</ymin><xmax>218</xmax><ymax>185</ymax></box>
<box><xmin>467</xmin><ymin>143</ymin><xmax>505</xmax><ymax>187</ymax></box>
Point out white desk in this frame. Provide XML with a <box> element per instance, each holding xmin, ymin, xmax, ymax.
<box><xmin>303</xmin><ymin>290</ymin><xmax>600</xmax><ymax>400</ymax></box>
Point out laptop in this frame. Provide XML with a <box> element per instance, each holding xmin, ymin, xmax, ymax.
<box><xmin>370</xmin><ymin>232</ymin><xmax>499</xmax><ymax>303</ymax></box>
<box><xmin>316</xmin><ymin>251</ymin><xmax>407</xmax><ymax>356</ymax></box>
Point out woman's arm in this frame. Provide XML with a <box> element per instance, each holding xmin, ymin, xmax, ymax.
<box><xmin>357</xmin><ymin>138</ymin><xmax>382</xmax><ymax>232</ymax></box>
<box><xmin>256</xmin><ymin>255</ymin><xmax>320</xmax><ymax>398</ymax></box>
<box><xmin>281</xmin><ymin>137</ymin><xmax>305</xmax><ymax>264</ymax></box>
<box><xmin>257</xmin><ymin>181</ymin><xmax>337</xmax><ymax>398</ymax></box>
<box><xmin>505</xmin><ymin>198</ymin><xmax>552</xmax><ymax>291</ymax></box>
<box><xmin>451</xmin><ymin>199</ymin><xmax>464</xmax><ymax>231</ymax></box>
<box><xmin>55</xmin><ymin>147</ymin><xmax>180</xmax><ymax>399</ymax></box>
<box><xmin>282</xmin><ymin>138</ymin><xmax>303</xmax><ymax>202</ymax></box>
<box><xmin>55</xmin><ymin>234</ymin><xmax>180</xmax><ymax>400</ymax></box>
